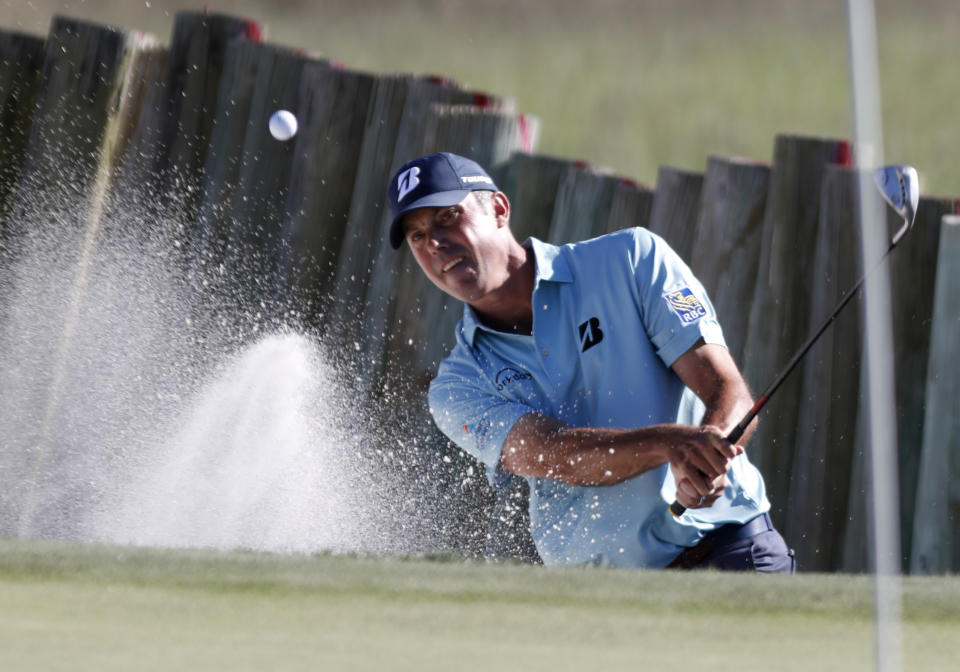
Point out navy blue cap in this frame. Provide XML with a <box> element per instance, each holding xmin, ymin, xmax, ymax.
<box><xmin>387</xmin><ymin>152</ymin><xmax>498</xmax><ymax>249</ymax></box>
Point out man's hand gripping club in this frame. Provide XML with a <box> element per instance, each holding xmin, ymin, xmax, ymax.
<box><xmin>668</xmin><ymin>424</ymin><xmax>743</xmax><ymax>510</ymax></box>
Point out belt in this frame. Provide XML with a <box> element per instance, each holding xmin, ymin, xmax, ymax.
<box><xmin>666</xmin><ymin>512</ymin><xmax>774</xmax><ymax>569</ymax></box>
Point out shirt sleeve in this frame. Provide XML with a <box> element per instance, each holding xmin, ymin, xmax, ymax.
<box><xmin>428</xmin><ymin>353</ymin><xmax>533</xmax><ymax>486</ymax></box>
<box><xmin>631</xmin><ymin>228</ymin><xmax>726</xmax><ymax>367</ymax></box>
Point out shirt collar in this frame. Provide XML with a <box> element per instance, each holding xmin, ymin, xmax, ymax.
<box><xmin>460</xmin><ymin>237</ymin><xmax>572</xmax><ymax>345</ymax></box>
<box><xmin>528</xmin><ymin>237</ymin><xmax>572</xmax><ymax>285</ymax></box>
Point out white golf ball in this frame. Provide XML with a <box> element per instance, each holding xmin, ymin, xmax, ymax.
<box><xmin>268</xmin><ymin>109</ymin><xmax>298</xmax><ymax>141</ymax></box>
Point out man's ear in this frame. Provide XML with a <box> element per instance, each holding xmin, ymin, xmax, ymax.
<box><xmin>492</xmin><ymin>191</ymin><xmax>510</xmax><ymax>227</ymax></box>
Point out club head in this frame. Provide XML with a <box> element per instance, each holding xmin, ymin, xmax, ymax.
<box><xmin>874</xmin><ymin>165</ymin><xmax>919</xmax><ymax>244</ymax></box>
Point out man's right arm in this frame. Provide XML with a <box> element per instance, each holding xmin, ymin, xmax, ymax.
<box><xmin>500</xmin><ymin>412</ymin><xmax>740</xmax><ymax>490</ymax></box>
<box><xmin>429</xmin><ymin>346</ymin><xmax>738</xmax><ymax>504</ymax></box>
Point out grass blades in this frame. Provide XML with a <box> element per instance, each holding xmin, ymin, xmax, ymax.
<box><xmin>2</xmin><ymin>539</ymin><xmax>958</xmax><ymax>671</ymax></box>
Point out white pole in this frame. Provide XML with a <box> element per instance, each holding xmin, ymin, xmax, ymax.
<box><xmin>845</xmin><ymin>2</ymin><xmax>903</xmax><ymax>672</ymax></box>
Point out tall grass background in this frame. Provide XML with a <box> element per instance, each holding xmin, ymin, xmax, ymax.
<box><xmin>7</xmin><ymin>0</ymin><xmax>958</xmax><ymax>196</ymax></box>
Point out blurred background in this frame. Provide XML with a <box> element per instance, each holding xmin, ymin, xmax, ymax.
<box><xmin>5</xmin><ymin>0</ymin><xmax>957</xmax><ymax>194</ymax></box>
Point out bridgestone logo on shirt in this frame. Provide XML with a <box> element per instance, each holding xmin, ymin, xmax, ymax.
<box><xmin>578</xmin><ymin>317</ymin><xmax>604</xmax><ymax>352</ymax></box>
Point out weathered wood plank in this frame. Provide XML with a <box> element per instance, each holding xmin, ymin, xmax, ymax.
<box><xmin>740</xmin><ymin>134</ymin><xmax>852</xmax><ymax>527</ymax></box>
<box><xmin>7</xmin><ymin>17</ymin><xmax>162</xmax><ymax>255</ymax></box>
<box><xmin>151</xmin><ymin>12</ymin><xmax>262</xmax><ymax>218</ymax></box>
<box><xmin>688</xmin><ymin>156</ymin><xmax>770</xmax><ymax>365</ymax></box>
<box><xmin>910</xmin><ymin>214</ymin><xmax>960</xmax><ymax>573</ymax></box>
<box><xmin>324</xmin><ymin>74</ymin><xmax>410</xmax><ymax>351</ymax></box>
<box><xmin>606</xmin><ymin>178</ymin><xmax>654</xmax><ymax>234</ymax></box>
<box><xmin>499</xmin><ymin>153</ymin><xmax>569</xmax><ymax>242</ymax></box>
<box><xmin>547</xmin><ymin>162</ymin><xmax>620</xmax><ymax>245</ymax></box>
<box><xmin>0</xmin><ymin>29</ymin><xmax>45</xmax><ymax>231</ymax></box>
<box><xmin>14</xmin><ymin>18</ymin><xmax>150</xmax><ymax>216</ymax></box>
<box><xmin>887</xmin><ymin>194</ymin><xmax>959</xmax><ymax>567</ymax></box>
<box><xmin>279</xmin><ymin>66</ymin><xmax>377</xmax><ymax>326</ymax></box>
<box><xmin>839</xmin><ymin>194</ymin><xmax>960</xmax><ymax>573</ymax></box>
<box><xmin>784</xmin><ymin>165</ymin><xmax>863</xmax><ymax>572</ymax></box>
<box><xmin>218</xmin><ymin>49</ymin><xmax>316</xmax><ymax>302</ymax></box>
<box><xmin>647</xmin><ymin>166</ymin><xmax>704</xmax><ymax>261</ymax></box>
<box><xmin>105</xmin><ymin>44</ymin><xmax>168</xmax><ymax>189</ymax></box>
<box><xmin>194</xmin><ymin>40</ymin><xmax>286</xmax><ymax>267</ymax></box>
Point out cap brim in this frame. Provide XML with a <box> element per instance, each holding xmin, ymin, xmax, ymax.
<box><xmin>390</xmin><ymin>189</ymin><xmax>473</xmax><ymax>249</ymax></box>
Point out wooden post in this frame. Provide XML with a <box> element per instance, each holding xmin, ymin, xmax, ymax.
<box><xmin>647</xmin><ymin>166</ymin><xmax>704</xmax><ymax>262</ymax></box>
<box><xmin>93</xmin><ymin>44</ymin><xmax>168</xmax><ymax>245</ymax></box>
<box><xmin>688</xmin><ymin>156</ymin><xmax>770</xmax><ymax>365</ymax></box>
<box><xmin>739</xmin><ymin>134</ymin><xmax>851</xmax><ymax>527</ymax></box>
<box><xmin>837</xmin><ymin>195</ymin><xmax>960</xmax><ymax>573</ymax></box>
<box><xmin>279</xmin><ymin>65</ymin><xmax>377</xmax><ymax>326</ymax></box>
<box><xmin>150</xmin><ymin>12</ymin><xmax>262</xmax><ymax>219</ymax></box>
<box><xmin>0</xmin><ymin>30</ymin><xmax>45</xmax><ymax>232</ymax></box>
<box><xmin>216</xmin><ymin>48</ymin><xmax>316</xmax><ymax>303</ymax></box>
<box><xmin>14</xmin><ymin>18</ymin><xmax>154</xmax><ymax>216</ymax></box>
<box><xmin>323</xmin><ymin>74</ymin><xmax>410</xmax><ymax>350</ymax></box>
<box><xmin>887</xmin><ymin>195</ymin><xmax>958</xmax><ymax>567</ymax></box>
<box><xmin>105</xmin><ymin>44</ymin><xmax>168</xmax><ymax>191</ymax></box>
<box><xmin>910</xmin><ymin>214</ymin><xmax>960</xmax><ymax>573</ymax></box>
<box><xmin>783</xmin><ymin>165</ymin><xmax>863</xmax><ymax>571</ymax></box>
<box><xmin>547</xmin><ymin>162</ymin><xmax>620</xmax><ymax>245</ymax></box>
<box><xmin>194</xmin><ymin>40</ymin><xmax>287</xmax><ymax>267</ymax></box>
<box><xmin>9</xmin><ymin>17</ymin><xmax>161</xmax><ymax>245</ymax></box>
<box><xmin>499</xmin><ymin>155</ymin><xmax>646</xmax><ymax>243</ymax></box>
<box><xmin>498</xmin><ymin>153</ymin><xmax>570</xmax><ymax>242</ymax></box>
<box><xmin>606</xmin><ymin>178</ymin><xmax>654</xmax><ymax>234</ymax></box>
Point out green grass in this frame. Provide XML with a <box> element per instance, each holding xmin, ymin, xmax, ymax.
<box><xmin>2</xmin><ymin>539</ymin><xmax>959</xmax><ymax>671</ymax></box>
<box><xmin>7</xmin><ymin>0</ymin><xmax>960</xmax><ymax>195</ymax></box>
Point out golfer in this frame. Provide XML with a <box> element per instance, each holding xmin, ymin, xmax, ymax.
<box><xmin>387</xmin><ymin>152</ymin><xmax>794</xmax><ymax>571</ymax></box>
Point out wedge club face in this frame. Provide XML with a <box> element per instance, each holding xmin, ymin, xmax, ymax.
<box><xmin>875</xmin><ymin>164</ymin><xmax>919</xmax><ymax>244</ymax></box>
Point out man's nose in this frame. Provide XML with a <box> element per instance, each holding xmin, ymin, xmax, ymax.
<box><xmin>427</xmin><ymin>225</ymin><xmax>449</xmax><ymax>252</ymax></box>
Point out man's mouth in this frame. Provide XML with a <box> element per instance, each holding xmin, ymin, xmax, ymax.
<box><xmin>442</xmin><ymin>257</ymin><xmax>464</xmax><ymax>273</ymax></box>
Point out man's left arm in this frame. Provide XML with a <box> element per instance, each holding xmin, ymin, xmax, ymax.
<box><xmin>669</xmin><ymin>338</ymin><xmax>757</xmax><ymax>507</ymax></box>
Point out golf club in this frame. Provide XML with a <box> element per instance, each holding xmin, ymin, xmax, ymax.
<box><xmin>669</xmin><ymin>164</ymin><xmax>920</xmax><ymax>517</ymax></box>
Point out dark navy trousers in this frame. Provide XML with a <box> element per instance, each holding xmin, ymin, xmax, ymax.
<box><xmin>668</xmin><ymin>512</ymin><xmax>796</xmax><ymax>572</ymax></box>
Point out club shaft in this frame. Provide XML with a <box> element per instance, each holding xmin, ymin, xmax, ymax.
<box><xmin>668</xmin><ymin>237</ymin><xmax>899</xmax><ymax>518</ymax></box>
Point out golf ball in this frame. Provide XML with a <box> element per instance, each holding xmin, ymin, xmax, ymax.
<box><xmin>268</xmin><ymin>110</ymin><xmax>298</xmax><ymax>141</ymax></box>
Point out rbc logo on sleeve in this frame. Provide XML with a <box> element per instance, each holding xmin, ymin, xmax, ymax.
<box><xmin>664</xmin><ymin>288</ymin><xmax>707</xmax><ymax>324</ymax></box>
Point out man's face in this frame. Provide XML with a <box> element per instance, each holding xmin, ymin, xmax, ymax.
<box><xmin>400</xmin><ymin>191</ymin><xmax>510</xmax><ymax>305</ymax></box>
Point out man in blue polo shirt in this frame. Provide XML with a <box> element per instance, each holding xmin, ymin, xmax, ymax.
<box><xmin>387</xmin><ymin>152</ymin><xmax>794</xmax><ymax>571</ymax></box>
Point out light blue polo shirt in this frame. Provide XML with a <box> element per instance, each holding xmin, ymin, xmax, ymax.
<box><xmin>428</xmin><ymin>227</ymin><xmax>769</xmax><ymax>568</ymax></box>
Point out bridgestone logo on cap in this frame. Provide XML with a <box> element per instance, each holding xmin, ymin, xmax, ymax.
<box><xmin>461</xmin><ymin>175</ymin><xmax>493</xmax><ymax>184</ymax></box>
<box><xmin>397</xmin><ymin>166</ymin><xmax>421</xmax><ymax>202</ymax></box>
